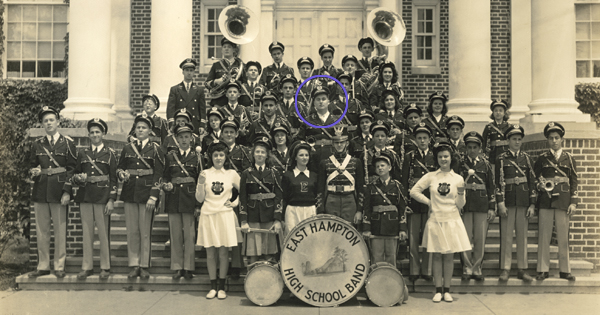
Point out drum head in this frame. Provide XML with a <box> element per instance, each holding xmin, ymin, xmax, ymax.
<box><xmin>244</xmin><ymin>263</ymin><xmax>283</xmax><ymax>306</ymax></box>
<box><xmin>365</xmin><ymin>265</ymin><xmax>406</xmax><ymax>307</ymax></box>
<box><xmin>281</xmin><ymin>215</ymin><xmax>370</xmax><ymax>307</ymax></box>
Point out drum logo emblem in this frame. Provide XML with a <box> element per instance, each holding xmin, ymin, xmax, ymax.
<box><xmin>211</xmin><ymin>181</ymin><xmax>224</xmax><ymax>195</ymax></box>
<box><xmin>303</xmin><ymin>247</ymin><xmax>347</xmax><ymax>276</ymax></box>
<box><xmin>438</xmin><ymin>182</ymin><xmax>450</xmax><ymax>196</ymax></box>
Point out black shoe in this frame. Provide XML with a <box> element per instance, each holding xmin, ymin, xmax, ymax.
<box><xmin>28</xmin><ymin>270</ymin><xmax>51</xmax><ymax>278</ymax></box>
<box><xmin>408</xmin><ymin>275</ymin><xmax>420</xmax><ymax>282</ymax></box>
<box><xmin>77</xmin><ymin>270</ymin><xmax>93</xmax><ymax>280</ymax></box>
<box><xmin>517</xmin><ymin>270</ymin><xmax>533</xmax><ymax>282</ymax></box>
<box><xmin>536</xmin><ymin>272</ymin><xmax>549</xmax><ymax>280</ymax></box>
<box><xmin>421</xmin><ymin>275</ymin><xmax>433</xmax><ymax>282</ymax></box>
<box><xmin>183</xmin><ymin>270</ymin><xmax>194</xmax><ymax>280</ymax></box>
<box><xmin>99</xmin><ymin>269</ymin><xmax>110</xmax><ymax>280</ymax></box>
<box><xmin>229</xmin><ymin>267</ymin><xmax>240</xmax><ymax>281</ymax></box>
<box><xmin>461</xmin><ymin>274</ymin><xmax>472</xmax><ymax>281</ymax></box>
<box><xmin>55</xmin><ymin>270</ymin><xmax>66</xmax><ymax>278</ymax></box>
<box><xmin>128</xmin><ymin>267</ymin><xmax>140</xmax><ymax>279</ymax></box>
<box><xmin>559</xmin><ymin>272</ymin><xmax>576</xmax><ymax>281</ymax></box>
<box><xmin>139</xmin><ymin>268</ymin><xmax>150</xmax><ymax>280</ymax></box>
<box><xmin>499</xmin><ymin>269</ymin><xmax>510</xmax><ymax>281</ymax></box>
<box><xmin>472</xmin><ymin>274</ymin><xmax>485</xmax><ymax>281</ymax></box>
<box><xmin>172</xmin><ymin>270</ymin><xmax>184</xmax><ymax>280</ymax></box>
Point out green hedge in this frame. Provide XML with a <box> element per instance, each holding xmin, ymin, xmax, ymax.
<box><xmin>0</xmin><ymin>80</ymin><xmax>69</xmax><ymax>253</ymax></box>
<box><xmin>575</xmin><ymin>82</ymin><xmax>600</xmax><ymax>126</ymax></box>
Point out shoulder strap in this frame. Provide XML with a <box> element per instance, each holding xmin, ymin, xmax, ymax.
<box><xmin>249</xmin><ymin>171</ymin><xmax>272</xmax><ymax>193</ymax></box>
<box><xmin>547</xmin><ymin>159</ymin><xmax>568</xmax><ymax>177</ymax></box>
<box><xmin>373</xmin><ymin>183</ymin><xmax>393</xmax><ymax>205</ymax></box>
<box><xmin>41</xmin><ymin>146</ymin><xmax>61</xmax><ymax>167</ymax></box>
<box><xmin>462</xmin><ymin>160</ymin><xmax>485</xmax><ymax>184</ymax></box>
<box><xmin>507</xmin><ymin>158</ymin><xmax>526</xmax><ymax>176</ymax></box>
<box><xmin>426</xmin><ymin>116</ymin><xmax>445</xmax><ymax>135</ymax></box>
<box><xmin>489</xmin><ymin>123</ymin><xmax>505</xmax><ymax>136</ymax></box>
<box><xmin>130</xmin><ymin>143</ymin><xmax>152</xmax><ymax>169</ymax></box>
<box><xmin>85</xmin><ymin>153</ymin><xmax>105</xmax><ymax>176</ymax></box>
<box><xmin>172</xmin><ymin>152</ymin><xmax>191</xmax><ymax>177</ymax></box>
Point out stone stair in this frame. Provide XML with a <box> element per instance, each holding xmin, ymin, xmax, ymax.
<box><xmin>16</xmin><ymin>201</ymin><xmax>598</xmax><ymax>293</ymax></box>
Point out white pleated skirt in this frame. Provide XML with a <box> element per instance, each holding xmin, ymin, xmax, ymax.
<box><xmin>284</xmin><ymin>205</ymin><xmax>317</xmax><ymax>235</ymax></box>
<box><xmin>197</xmin><ymin>210</ymin><xmax>239</xmax><ymax>248</ymax></box>
<box><xmin>422</xmin><ymin>217</ymin><xmax>472</xmax><ymax>254</ymax></box>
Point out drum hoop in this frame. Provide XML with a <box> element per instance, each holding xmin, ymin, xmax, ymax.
<box><xmin>365</xmin><ymin>265</ymin><xmax>405</xmax><ymax>307</ymax></box>
<box><xmin>244</xmin><ymin>261</ymin><xmax>284</xmax><ymax>306</ymax></box>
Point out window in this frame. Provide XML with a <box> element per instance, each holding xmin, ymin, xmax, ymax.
<box><xmin>203</xmin><ymin>6</ymin><xmax>225</xmax><ymax>68</ymax></box>
<box><xmin>5</xmin><ymin>4</ymin><xmax>68</xmax><ymax>79</ymax></box>
<box><xmin>411</xmin><ymin>0</ymin><xmax>440</xmax><ymax>75</ymax></box>
<box><xmin>576</xmin><ymin>3</ymin><xmax>600</xmax><ymax>78</ymax></box>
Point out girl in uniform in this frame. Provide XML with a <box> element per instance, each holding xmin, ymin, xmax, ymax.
<box><xmin>368</xmin><ymin>62</ymin><xmax>404</xmax><ymax>112</ymax></box>
<box><xmin>482</xmin><ymin>99</ymin><xmax>511</xmax><ymax>169</ymax></box>
<box><xmin>196</xmin><ymin>141</ymin><xmax>241</xmax><ymax>300</ymax></box>
<box><xmin>270</xmin><ymin>122</ymin><xmax>291</xmax><ymax>175</ymax></box>
<box><xmin>202</xmin><ymin>107</ymin><xmax>225</xmax><ymax>153</ymax></box>
<box><xmin>424</xmin><ymin>92</ymin><xmax>450</xmax><ymax>143</ymax></box>
<box><xmin>410</xmin><ymin>140</ymin><xmax>470</xmax><ymax>303</ymax></box>
<box><xmin>375</xmin><ymin>89</ymin><xmax>405</xmax><ymax>135</ymax></box>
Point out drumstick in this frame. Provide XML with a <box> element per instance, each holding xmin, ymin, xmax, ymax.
<box><xmin>236</xmin><ymin>227</ymin><xmax>278</xmax><ymax>234</ymax></box>
<box><xmin>369</xmin><ymin>235</ymin><xmax>400</xmax><ymax>239</ymax></box>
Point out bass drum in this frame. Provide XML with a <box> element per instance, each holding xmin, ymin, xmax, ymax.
<box><xmin>365</xmin><ymin>262</ymin><xmax>408</xmax><ymax>307</ymax></box>
<box><xmin>280</xmin><ymin>214</ymin><xmax>370</xmax><ymax>307</ymax></box>
<box><xmin>244</xmin><ymin>261</ymin><xmax>284</xmax><ymax>306</ymax></box>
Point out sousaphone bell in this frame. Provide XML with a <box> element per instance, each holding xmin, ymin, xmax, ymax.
<box><xmin>218</xmin><ymin>5</ymin><xmax>259</xmax><ymax>45</ymax></box>
<box><xmin>367</xmin><ymin>7</ymin><xmax>406</xmax><ymax>46</ymax></box>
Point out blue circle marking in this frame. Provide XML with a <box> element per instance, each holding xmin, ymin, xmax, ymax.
<box><xmin>294</xmin><ymin>75</ymin><xmax>349</xmax><ymax>129</ymax></box>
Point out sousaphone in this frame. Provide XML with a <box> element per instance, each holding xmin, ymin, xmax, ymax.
<box><xmin>218</xmin><ymin>5</ymin><xmax>259</xmax><ymax>45</ymax></box>
<box><xmin>367</xmin><ymin>7</ymin><xmax>406</xmax><ymax>47</ymax></box>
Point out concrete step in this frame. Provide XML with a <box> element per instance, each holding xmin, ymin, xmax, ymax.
<box><xmin>108</xmin><ymin>214</ymin><xmax>170</xmax><ymax>228</ymax></box>
<box><xmin>482</xmin><ymin>243</ymin><xmax>557</xmax><ymax>260</ymax></box>
<box><xmin>16</xmin><ymin>271</ymin><xmax>600</xmax><ymax>294</ymax></box>
<box><xmin>484</xmin><ymin>230</ymin><xmax>538</xmax><ymax>244</ymax></box>
<box><xmin>65</xmin><ymin>256</ymin><xmax>210</xmax><ymax>274</ymax></box>
<box><xmin>108</xmin><ymin>226</ymin><xmax>170</xmax><ymax>242</ymax></box>
<box><xmin>92</xmin><ymin>241</ymin><xmax>207</xmax><ymax>258</ymax></box>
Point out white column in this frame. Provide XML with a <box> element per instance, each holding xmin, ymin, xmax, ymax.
<box><xmin>111</xmin><ymin>0</ymin><xmax>133</xmax><ymax>129</ymax></box>
<box><xmin>62</xmin><ymin>0</ymin><xmax>115</xmax><ymax>121</ymax></box>
<box><xmin>258</xmin><ymin>0</ymin><xmax>275</xmax><ymax>67</ymax></box>
<box><xmin>378</xmin><ymin>0</ymin><xmax>398</xmax><ymax>66</ymax></box>
<box><xmin>509</xmin><ymin>0</ymin><xmax>532</xmax><ymax>121</ymax></box>
<box><xmin>150</xmin><ymin>0</ymin><xmax>193</xmax><ymax>118</ymax></box>
<box><xmin>446</xmin><ymin>0</ymin><xmax>491</xmax><ymax>122</ymax></box>
<box><xmin>239</xmin><ymin>0</ymin><xmax>262</xmax><ymax>62</ymax></box>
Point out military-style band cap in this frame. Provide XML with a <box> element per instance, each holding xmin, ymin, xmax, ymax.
<box><xmin>226</xmin><ymin>79</ymin><xmax>242</xmax><ymax>91</ymax></box>
<box><xmin>269</xmin><ymin>41</ymin><xmax>285</xmax><ymax>53</ymax></box>
<box><xmin>174</xmin><ymin>122</ymin><xmax>194</xmax><ymax>135</ymax></box>
<box><xmin>543</xmin><ymin>121</ymin><xmax>565</xmax><ymax>138</ymax></box>
<box><xmin>142</xmin><ymin>94</ymin><xmax>160</xmax><ymax>110</ymax></box>
<box><xmin>428</xmin><ymin>91</ymin><xmax>447</xmax><ymax>103</ymax></box>
<box><xmin>318</xmin><ymin>44</ymin><xmax>335</xmax><ymax>56</ymax></box>
<box><xmin>279</xmin><ymin>73</ymin><xmax>297</xmax><ymax>89</ymax></box>
<box><xmin>87</xmin><ymin>118</ymin><xmax>108</xmax><ymax>134</ymax></box>
<box><xmin>463</xmin><ymin>131</ymin><xmax>483</xmax><ymax>146</ymax></box>
<box><xmin>359</xmin><ymin>109</ymin><xmax>375</xmax><ymax>121</ymax></box>
<box><xmin>246</xmin><ymin>61</ymin><xmax>262</xmax><ymax>75</ymax></box>
<box><xmin>311</xmin><ymin>85</ymin><xmax>329</xmax><ymax>100</ymax></box>
<box><xmin>38</xmin><ymin>106</ymin><xmax>60</xmax><ymax>122</ymax></box>
<box><xmin>337</xmin><ymin>71</ymin><xmax>353</xmax><ymax>83</ymax></box>
<box><xmin>341</xmin><ymin>54</ymin><xmax>358</xmax><ymax>66</ymax></box>
<box><xmin>207</xmin><ymin>107</ymin><xmax>225</xmax><ymax>121</ymax></box>
<box><xmin>253</xmin><ymin>133</ymin><xmax>273</xmax><ymax>150</ymax></box>
<box><xmin>221</xmin><ymin>37</ymin><xmax>236</xmax><ymax>47</ymax></box>
<box><xmin>490</xmin><ymin>99</ymin><xmax>511</xmax><ymax>111</ymax></box>
<box><xmin>433</xmin><ymin>139</ymin><xmax>454</xmax><ymax>153</ymax></box>
<box><xmin>373</xmin><ymin>150</ymin><xmax>393</xmax><ymax>166</ymax></box>
<box><xmin>370</xmin><ymin>120</ymin><xmax>390</xmax><ymax>135</ymax></box>
<box><xmin>221</xmin><ymin>116</ymin><xmax>240</xmax><ymax>131</ymax></box>
<box><xmin>134</xmin><ymin>112</ymin><xmax>155</xmax><ymax>130</ymax></box>
<box><xmin>297</xmin><ymin>57</ymin><xmax>314</xmax><ymax>69</ymax></box>
<box><xmin>381</xmin><ymin>89</ymin><xmax>399</xmax><ymax>101</ymax></box>
<box><xmin>332</xmin><ymin>125</ymin><xmax>349</xmax><ymax>141</ymax></box>
<box><xmin>179</xmin><ymin>58</ymin><xmax>197</xmax><ymax>70</ymax></box>
<box><xmin>271</xmin><ymin>121</ymin><xmax>290</xmax><ymax>136</ymax></box>
<box><xmin>174</xmin><ymin>108</ymin><xmax>192</xmax><ymax>122</ymax></box>
<box><xmin>446</xmin><ymin>115</ymin><xmax>465</xmax><ymax>129</ymax></box>
<box><xmin>414</xmin><ymin>122</ymin><xmax>432</xmax><ymax>137</ymax></box>
<box><xmin>358</xmin><ymin>37</ymin><xmax>375</xmax><ymax>49</ymax></box>
<box><xmin>505</xmin><ymin>124</ymin><xmax>525</xmax><ymax>139</ymax></box>
<box><xmin>261</xmin><ymin>90</ymin><xmax>278</xmax><ymax>104</ymax></box>
<box><xmin>403</xmin><ymin>103</ymin><xmax>423</xmax><ymax>118</ymax></box>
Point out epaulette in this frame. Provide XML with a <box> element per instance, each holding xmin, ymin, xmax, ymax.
<box><xmin>36</xmin><ymin>136</ymin><xmax>45</xmax><ymax>142</ymax></box>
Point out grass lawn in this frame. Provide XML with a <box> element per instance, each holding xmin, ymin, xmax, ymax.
<box><xmin>0</xmin><ymin>237</ymin><xmax>32</xmax><ymax>291</ymax></box>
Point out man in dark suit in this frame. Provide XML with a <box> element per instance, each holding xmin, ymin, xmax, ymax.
<box><xmin>28</xmin><ymin>106</ymin><xmax>77</xmax><ymax>278</ymax></box>
<box><xmin>533</xmin><ymin>122</ymin><xmax>578</xmax><ymax>281</ymax></box>
<box><xmin>167</xmin><ymin>58</ymin><xmax>206</xmax><ymax>136</ymax></box>
<box><xmin>259</xmin><ymin>41</ymin><xmax>295</xmax><ymax>93</ymax></box>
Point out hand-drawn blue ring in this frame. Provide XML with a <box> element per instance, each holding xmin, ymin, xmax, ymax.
<box><xmin>294</xmin><ymin>75</ymin><xmax>348</xmax><ymax>129</ymax></box>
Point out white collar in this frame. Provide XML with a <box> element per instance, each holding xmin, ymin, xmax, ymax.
<box><xmin>283</xmin><ymin>97</ymin><xmax>294</xmax><ymax>104</ymax></box>
<box><xmin>255</xmin><ymin>164</ymin><xmax>266</xmax><ymax>171</ymax></box>
<box><xmin>551</xmin><ymin>148</ymin><xmax>563</xmax><ymax>158</ymax></box>
<box><xmin>213</xmin><ymin>130</ymin><xmax>221</xmax><ymax>138</ymax></box>
<box><xmin>509</xmin><ymin>149</ymin><xmax>519</xmax><ymax>157</ymax></box>
<box><xmin>46</xmin><ymin>133</ymin><xmax>60</xmax><ymax>143</ymax></box>
<box><xmin>265</xmin><ymin>115</ymin><xmax>276</xmax><ymax>125</ymax></box>
<box><xmin>248</xmin><ymin>80</ymin><xmax>257</xmax><ymax>86</ymax></box>
<box><xmin>229</xmin><ymin>102</ymin><xmax>238</xmax><ymax>109</ymax></box>
<box><xmin>211</xmin><ymin>166</ymin><xmax>226</xmax><ymax>173</ymax></box>
<box><xmin>227</xmin><ymin>143</ymin><xmax>236</xmax><ymax>151</ymax></box>
<box><xmin>180</xmin><ymin>148</ymin><xmax>190</xmax><ymax>156</ymax></box>
<box><xmin>468</xmin><ymin>155</ymin><xmax>480</xmax><ymax>163</ymax></box>
<box><xmin>380</xmin><ymin>177</ymin><xmax>391</xmax><ymax>185</ymax></box>
<box><xmin>92</xmin><ymin>143</ymin><xmax>104</xmax><ymax>152</ymax></box>
<box><xmin>420</xmin><ymin>148</ymin><xmax>429</xmax><ymax>156</ymax></box>
<box><xmin>317</xmin><ymin>111</ymin><xmax>330</xmax><ymax>123</ymax></box>
<box><xmin>293</xmin><ymin>167</ymin><xmax>310</xmax><ymax>178</ymax></box>
<box><xmin>433</xmin><ymin>113</ymin><xmax>442</xmax><ymax>121</ymax></box>
<box><xmin>451</xmin><ymin>139</ymin><xmax>460</xmax><ymax>146</ymax></box>
<box><xmin>138</xmin><ymin>138</ymin><xmax>149</xmax><ymax>148</ymax></box>
<box><xmin>277</xmin><ymin>148</ymin><xmax>288</xmax><ymax>156</ymax></box>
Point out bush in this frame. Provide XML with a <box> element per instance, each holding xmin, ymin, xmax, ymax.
<box><xmin>575</xmin><ymin>82</ymin><xmax>600</xmax><ymax>126</ymax></box>
<box><xmin>0</xmin><ymin>80</ymin><xmax>68</xmax><ymax>255</ymax></box>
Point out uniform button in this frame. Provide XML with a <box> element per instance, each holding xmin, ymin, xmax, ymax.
<box><xmin>180</xmin><ymin>185</ymin><xmax>183</xmax><ymax>187</ymax></box>
<box><xmin>136</xmin><ymin>176</ymin><xmax>139</xmax><ymax>179</ymax></box>
<box><xmin>137</xmin><ymin>162</ymin><xmax>140</xmax><ymax>165</ymax></box>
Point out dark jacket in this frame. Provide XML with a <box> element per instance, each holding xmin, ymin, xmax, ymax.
<box><xmin>402</xmin><ymin>149</ymin><xmax>436</xmax><ymax>214</ymax></box>
<box><xmin>166</xmin><ymin>82</ymin><xmax>206</xmax><ymax>133</ymax></box>
<box><xmin>495</xmin><ymin>150</ymin><xmax>537</xmax><ymax>207</ymax></box>
<box><xmin>163</xmin><ymin>150</ymin><xmax>202</xmax><ymax>213</ymax></box>
<box><xmin>68</xmin><ymin>146</ymin><xmax>118</xmax><ymax>204</ymax></box>
<box><xmin>29</xmin><ymin>134</ymin><xmax>77</xmax><ymax>203</ymax></box>
<box><xmin>117</xmin><ymin>141</ymin><xmax>165</xmax><ymax>203</ymax></box>
<box><xmin>239</xmin><ymin>165</ymin><xmax>283</xmax><ymax>223</ymax></box>
<box><xmin>533</xmin><ymin>150</ymin><xmax>578</xmax><ymax>210</ymax></box>
<box><xmin>363</xmin><ymin>177</ymin><xmax>408</xmax><ymax>236</ymax></box>
<box><xmin>458</xmin><ymin>156</ymin><xmax>496</xmax><ymax>212</ymax></box>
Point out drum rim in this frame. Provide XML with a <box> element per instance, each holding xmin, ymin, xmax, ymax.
<box><xmin>244</xmin><ymin>263</ymin><xmax>284</xmax><ymax>306</ymax></box>
<box><xmin>280</xmin><ymin>214</ymin><xmax>371</xmax><ymax>307</ymax></box>
<box><xmin>365</xmin><ymin>265</ymin><xmax>405</xmax><ymax>307</ymax></box>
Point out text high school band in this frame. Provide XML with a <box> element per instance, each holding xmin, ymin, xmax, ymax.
<box><xmin>28</xmin><ymin>36</ymin><xmax>579</xmax><ymax>303</ymax></box>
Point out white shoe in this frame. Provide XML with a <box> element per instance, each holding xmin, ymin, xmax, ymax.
<box><xmin>443</xmin><ymin>292</ymin><xmax>453</xmax><ymax>302</ymax></box>
<box><xmin>217</xmin><ymin>290</ymin><xmax>227</xmax><ymax>299</ymax></box>
<box><xmin>165</xmin><ymin>240</ymin><xmax>170</xmax><ymax>246</ymax></box>
<box><xmin>206</xmin><ymin>289</ymin><xmax>217</xmax><ymax>299</ymax></box>
<box><xmin>432</xmin><ymin>293</ymin><xmax>442</xmax><ymax>303</ymax></box>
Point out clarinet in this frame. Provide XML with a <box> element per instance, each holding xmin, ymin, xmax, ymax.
<box><xmin>364</xmin><ymin>142</ymin><xmax>369</xmax><ymax>186</ymax></box>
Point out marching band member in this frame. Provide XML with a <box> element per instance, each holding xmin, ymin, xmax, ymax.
<box><xmin>277</xmin><ymin>74</ymin><xmax>302</xmax><ymax>119</ymax></box>
<box><xmin>368</xmin><ymin>62</ymin><xmax>404</xmax><ymax>112</ymax></box>
<box><xmin>395</xmin><ymin>104</ymin><xmax>423</xmax><ymax>155</ymax></box>
<box><xmin>68</xmin><ymin>118</ymin><xmax>117</xmax><ymax>280</ymax></box>
<box><xmin>424</xmin><ymin>92</ymin><xmax>450</xmax><ymax>143</ymax></box>
<box><xmin>202</xmin><ymin>107</ymin><xmax>225</xmax><ymax>153</ymax></box>
<box><xmin>161</xmin><ymin>108</ymin><xmax>202</xmax><ymax>154</ymax></box>
<box><xmin>458</xmin><ymin>131</ymin><xmax>496</xmax><ymax>281</ymax></box>
<box><xmin>118</xmin><ymin>113</ymin><xmax>165</xmax><ymax>280</ymax></box>
<box><xmin>317</xmin><ymin>125</ymin><xmax>365</xmax><ymax>226</ymax></box>
<box><xmin>28</xmin><ymin>106</ymin><xmax>77</xmax><ymax>279</ymax></box>
<box><xmin>357</xmin><ymin>37</ymin><xmax>381</xmax><ymax>74</ymax></box>
<box><xmin>341</xmin><ymin>54</ymin><xmax>361</xmax><ymax>80</ymax></box>
<box><xmin>482</xmin><ymin>99</ymin><xmax>511</xmax><ymax>168</ymax></box>
<box><xmin>247</xmin><ymin>90</ymin><xmax>289</xmax><ymax>144</ymax></box>
<box><xmin>167</xmin><ymin>58</ymin><xmax>206</xmax><ymax>135</ymax></box>
<box><xmin>270</xmin><ymin>122</ymin><xmax>292</xmax><ymax>175</ymax></box>
<box><xmin>363</xmin><ymin>150</ymin><xmax>409</xmax><ymax>266</ymax></box>
<box><xmin>533</xmin><ymin>122</ymin><xmax>578</xmax><ymax>281</ymax></box>
<box><xmin>282</xmin><ymin>141</ymin><xmax>320</xmax><ymax>234</ymax></box>
<box><xmin>410</xmin><ymin>140</ymin><xmax>470</xmax><ymax>303</ymax></box>
<box><xmin>205</xmin><ymin>38</ymin><xmax>245</xmax><ymax>107</ymax></box>
<box><xmin>259</xmin><ymin>41</ymin><xmax>295</xmax><ymax>93</ymax></box>
<box><xmin>337</xmin><ymin>71</ymin><xmax>369</xmax><ymax>127</ymax></box>
<box><xmin>314</xmin><ymin>44</ymin><xmax>343</xmax><ymax>79</ymax></box>
<box><xmin>239</xmin><ymin>60</ymin><xmax>264</xmax><ymax>120</ymax></box>
<box><xmin>366</xmin><ymin>120</ymin><xmax>403</xmax><ymax>181</ymax></box>
<box><xmin>239</xmin><ymin>135</ymin><xmax>284</xmax><ymax>264</ymax></box>
<box><xmin>196</xmin><ymin>140</ymin><xmax>241</xmax><ymax>299</ymax></box>
<box><xmin>349</xmin><ymin>110</ymin><xmax>375</xmax><ymax>159</ymax></box>
<box><xmin>128</xmin><ymin>94</ymin><xmax>169</xmax><ymax>144</ymax></box>
<box><xmin>162</xmin><ymin>123</ymin><xmax>202</xmax><ymax>280</ymax></box>
<box><xmin>401</xmin><ymin>122</ymin><xmax>436</xmax><ymax>282</ymax></box>
<box><xmin>374</xmin><ymin>89</ymin><xmax>405</xmax><ymax>134</ymax></box>
<box><xmin>218</xmin><ymin>80</ymin><xmax>252</xmax><ymax>145</ymax></box>
<box><xmin>495</xmin><ymin>124</ymin><xmax>537</xmax><ymax>282</ymax></box>
<box><xmin>446</xmin><ymin>115</ymin><xmax>467</xmax><ymax>159</ymax></box>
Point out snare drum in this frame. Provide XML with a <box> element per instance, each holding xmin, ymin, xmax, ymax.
<box><xmin>244</xmin><ymin>261</ymin><xmax>284</xmax><ymax>306</ymax></box>
<box><xmin>365</xmin><ymin>262</ymin><xmax>408</xmax><ymax>307</ymax></box>
<box><xmin>280</xmin><ymin>214</ymin><xmax>370</xmax><ymax>307</ymax></box>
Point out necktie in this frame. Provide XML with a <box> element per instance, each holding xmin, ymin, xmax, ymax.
<box><xmin>555</xmin><ymin>151</ymin><xmax>560</xmax><ymax>161</ymax></box>
<box><xmin>138</xmin><ymin>141</ymin><xmax>143</xmax><ymax>151</ymax></box>
<box><xmin>186</xmin><ymin>83</ymin><xmax>190</xmax><ymax>92</ymax></box>
<box><xmin>50</xmin><ymin>138</ymin><xmax>55</xmax><ymax>147</ymax></box>
<box><xmin>93</xmin><ymin>147</ymin><xmax>98</xmax><ymax>154</ymax></box>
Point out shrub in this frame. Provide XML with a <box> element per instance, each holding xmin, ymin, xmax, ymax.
<box><xmin>575</xmin><ymin>82</ymin><xmax>600</xmax><ymax>126</ymax></box>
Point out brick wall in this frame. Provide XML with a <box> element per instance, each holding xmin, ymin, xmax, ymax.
<box><xmin>401</xmin><ymin>0</ymin><xmax>450</xmax><ymax>109</ymax></box>
<box><xmin>130</xmin><ymin>0</ymin><xmax>152</xmax><ymax>112</ymax></box>
<box><xmin>490</xmin><ymin>0</ymin><xmax>511</xmax><ymax>101</ymax></box>
<box><xmin>29</xmin><ymin>137</ymin><xmax>128</xmax><ymax>266</ymax></box>
<box><xmin>522</xmin><ymin>137</ymin><xmax>600</xmax><ymax>270</ymax></box>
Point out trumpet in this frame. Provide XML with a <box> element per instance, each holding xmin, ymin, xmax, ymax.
<box><xmin>538</xmin><ymin>176</ymin><xmax>558</xmax><ymax>197</ymax></box>
<box><xmin>306</xmin><ymin>136</ymin><xmax>317</xmax><ymax>151</ymax></box>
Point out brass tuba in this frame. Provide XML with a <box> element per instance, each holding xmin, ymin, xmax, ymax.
<box><xmin>218</xmin><ymin>5</ymin><xmax>259</xmax><ymax>45</ymax></box>
<box><xmin>367</xmin><ymin>7</ymin><xmax>407</xmax><ymax>47</ymax></box>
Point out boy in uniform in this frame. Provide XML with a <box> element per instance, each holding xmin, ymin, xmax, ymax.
<box><xmin>167</xmin><ymin>58</ymin><xmax>206</xmax><ymax>135</ymax></box>
<box><xmin>259</xmin><ymin>41</ymin><xmax>295</xmax><ymax>93</ymax></box>
<box><xmin>129</xmin><ymin>94</ymin><xmax>170</xmax><ymax>144</ymax></box>
<box><xmin>205</xmin><ymin>38</ymin><xmax>245</xmax><ymax>106</ymax></box>
<box><xmin>218</xmin><ymin>80</ymin><xmax>252</xmax><ymax>145</ymax></box>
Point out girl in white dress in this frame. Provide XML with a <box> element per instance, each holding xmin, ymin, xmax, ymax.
<box><xmin>410</xmin><ymin>140</ymin><xmax>470</xmax><ymax>303</ymax></box>
<box><xmin>196</xmin><ymin>141</ymin><xmax>240</xmax><ymax>300</ymax></box>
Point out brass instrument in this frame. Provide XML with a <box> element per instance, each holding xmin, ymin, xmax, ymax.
<box><xmin>218</xmin><ymin>5</ymin><xmax>259</xmax><ymax>45</ymax></box>
<box><xmin>208</xmin><ymin>63</ymin><xmax>241</xmax><ymax>99</ymax></box>
<box><xmin>538</xmin><ymin>176</ymin><xmax>558</xmax><ymax>198</ymax></box>
<box><xmin>367</xmin><ymin>7</ymin><xmax>406</xmax><ymax>47</ymax></box>
<box><xmin>306</xmin><ymin>136</ymin><xmax>317</xmax><ymax>151</ymax></box>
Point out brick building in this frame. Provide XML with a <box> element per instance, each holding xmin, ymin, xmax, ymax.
<box><xmin>3</xmin><ymin>0</ymin><xmax>600</xmax><ymax>270</ymax></box>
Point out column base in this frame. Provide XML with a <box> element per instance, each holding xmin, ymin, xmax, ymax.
<box><xmin>62</xmin><ymin>98</ymin><xmax>116</xmax><ymax>121</ymax></box>
<box><xmin>447</xmin><ymin>98</ymin><xmax>491</xmax><ymax>116</ymax></box>
<box><xmin>527</xmin><ymin>98</ymin><xmax>581</xmax><ymax>115</ymax></box>
<box><xmin>519</xmin><ymin>113</ymin><xmax>596</xmax><ymax>136</ymax></box>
